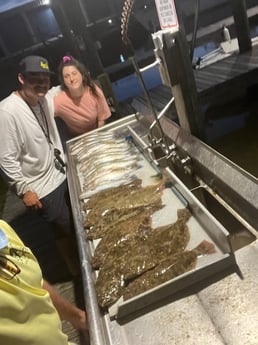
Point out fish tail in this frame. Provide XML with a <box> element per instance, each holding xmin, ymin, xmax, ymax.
<box><xmin>177</xmin><ymin>208</ymin><xmax>192</xmax><ymax>222</ymax></box>
<box><xmin>194</xmin><ymin>240</ymin><xmax>216</xmax><ymax>255</ymax></box>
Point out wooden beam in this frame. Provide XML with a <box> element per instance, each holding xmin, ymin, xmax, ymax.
<box><xmin>230</xmin><ymin>0</ymin><xmax>252</xmax><ymax>53</ymax></box>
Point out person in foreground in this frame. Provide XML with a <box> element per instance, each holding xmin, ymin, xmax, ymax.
<box><xmin>0</xmin><ymin>55</ymin><xmax>79</xmax><ymax>277</ymax></box>
<box><xmin>0</xmin><ymin>219</ymin><xmax>88</xmax><ymax>345</ymax></box>
<box><xmin>53</xmin><ymin>55</ymin><xmax>111</xmax><ymax>140</ymax></box>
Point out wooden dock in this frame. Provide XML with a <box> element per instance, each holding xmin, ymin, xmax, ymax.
<box><xmin>129</xmin><ymin>41</ymin><xmax>258</xmax><ymax>122</ymax></box>
<box><xmin>194</xmin><ymin>41</ymin><xmax>258</xmax><ymax>104</ymax></box>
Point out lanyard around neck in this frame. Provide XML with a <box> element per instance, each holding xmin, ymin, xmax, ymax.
<box><xmin>18</xmin><ymin>91</ymin><xmax>53</xmax><ymax>145</ymax></box>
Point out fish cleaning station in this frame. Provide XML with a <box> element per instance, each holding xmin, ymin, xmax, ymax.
<box><xmin>63</xmin><ymin>1</ymin><xmax>258</xmax><ymax>345</ymax></box>
<box><xmin>1</xmin><ymin>1</ymin><xmax>258</xmax><ymax>345</ymax></box>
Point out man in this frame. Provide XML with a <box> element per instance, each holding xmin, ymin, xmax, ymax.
<box><xmin>0</xmin><ymin>219</ymin><xmax>87</xmax><ymax>345</ymax></box>
<box><xmin>0</xmin><ymin>55</ymin><xmax>79</xmax><ymax>276</ymax></box>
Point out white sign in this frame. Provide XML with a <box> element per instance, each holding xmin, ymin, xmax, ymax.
<box><xmin>155</xmin><ymin>0</ymin><xmax>178</xmax><ymax>30</ymax></box>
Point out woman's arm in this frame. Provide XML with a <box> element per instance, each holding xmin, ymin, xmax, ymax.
<box><xmin>98</xmin><ymin>119</ymin><xmax>105</xmax><ymax>128</ymax></box>
<box><xmin>96</xmin><ymin>86</ymin><xmax>111</xmax><ymax>124</ymax></box>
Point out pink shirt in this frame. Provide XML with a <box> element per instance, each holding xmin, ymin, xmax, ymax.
<box><xmin>54</xmin><ymin>85</ymin><xmax>111</xmax><ymax>135</ymax></box>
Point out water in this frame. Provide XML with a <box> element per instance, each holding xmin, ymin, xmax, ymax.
<box><xmin>204</xmin><ymin>112</ymin><xmax>249</xmax><ymax>143</ymax></box>
<box><xmin>112</xmin><ymin>65</ymin><xmax>162</xmax><ymax>102</ymax></box>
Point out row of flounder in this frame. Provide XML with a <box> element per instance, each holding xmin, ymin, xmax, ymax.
<box><xmin>83</xmin><ymin>178</ymin><xmax>216</xmax><ymax>309</ymax></box>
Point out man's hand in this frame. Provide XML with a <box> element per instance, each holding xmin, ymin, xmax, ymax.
<box><xmin>69</xmin><ymin>308</ymin><xmax>88</xmax><ymax>334</ymax></box>
<box><xmin>22</xmin><ymin>191</ymin><xmax>42</xmax><ymax>209</ymax></box>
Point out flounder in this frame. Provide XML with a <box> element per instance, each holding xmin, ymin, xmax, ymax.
<box><xmin>85</xmin><ymin>182</ymin><xmax>164</xmax><ymax>228</ymax></box>
<box><xmin>123</xmin><ymin>208</ymin><xmax>192</xmax><ymax>280</ymax></box>
<box><xmin>91</xmin><ymin>210</ymin><xmax>153</xmax><ymax>269</ymax></box>
<box><xmin>147</xmin><ymin>208</ymin><xmax>191</xmax><ymax>261</ymax></box>
<box><xmin>84</xmin><ymin>178</ymin><xmax>142</xmax><ymax>211</ymax></box>
<box><xmin>123</xmin><ymin>240</ymin><xmax>216</xmax><ymax>300</ymax></box>
<box><xmin>95</xmin><ymin>255</ymin><xmax>125</xmax><ymax>309</ymax></box>
<box><xmin>95</xmin><ymin>208</ymin><xmax>191</xmax><ymax>308</ymax></box>
<box><xmin>86</xmin><ymin>203</ymin><xmax>163</xmax><ymax>240</ymax></box>
<box><xmin>95</xmin><ymin>234</ymin><xmax>157</xmax><ymax>308</ymax></box>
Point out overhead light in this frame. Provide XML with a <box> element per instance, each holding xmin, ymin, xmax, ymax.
<box><xmin>144</xmin><ymin>5</ymin><xmax>147</xmax><ymax>9</ymax></box>
<box><xmin>40</xmin><ymin>0</ymin><xmax>50</xmax><ymax>5</ymax></box>
<box><xmin>108</xmin><ymin>19</ymin><xmax>113</xmax><ymax>24</ymax></box>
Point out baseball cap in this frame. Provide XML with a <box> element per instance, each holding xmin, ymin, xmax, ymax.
<box><xmin>0</xmin><ymin>228</ymin><xmax>8</xmax><ymax>250</ymax></box>
<box><xmin>19</xmin><ymin>55</ymin><xmax>53</xmax><ymax>74</ymax></box>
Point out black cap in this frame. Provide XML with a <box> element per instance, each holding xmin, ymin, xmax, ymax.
<box><xmin>19</xmin><ymin>55</ymin><xmax>52</xmax><ymax>74</ymax></box>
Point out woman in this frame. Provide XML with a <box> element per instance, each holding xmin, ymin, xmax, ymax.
<box><xmin>54</xmin><ymin>56</ymin><xmax>111</xmax><ymax>140</ymax></box>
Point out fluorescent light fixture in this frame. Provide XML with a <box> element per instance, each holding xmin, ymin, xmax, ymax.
<box><xmin>40</xmin><ymin>0</ymin><xmax>50</xmax><ymax>5</ymax></box>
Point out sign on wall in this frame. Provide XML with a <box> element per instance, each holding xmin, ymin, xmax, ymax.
<box><xmin>154</xmin><ymin>0</ymin><xmax>178</xmax><ymax>30</ymax></box>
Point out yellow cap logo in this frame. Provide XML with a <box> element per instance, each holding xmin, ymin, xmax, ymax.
<box><xmin>40</xmin><ymin>61</ymin><xmax>49</xmax><ymax>70</ymax></box>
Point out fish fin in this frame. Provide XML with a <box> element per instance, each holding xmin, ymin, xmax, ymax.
<box><xmin>194</xmin><ymin>240</ymin><xmax>216</xmax><ymax>255</ymax></box>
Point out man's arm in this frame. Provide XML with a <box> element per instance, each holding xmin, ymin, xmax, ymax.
<box><xmin>0</xmin><ymin>109</ymin><xmax>32</xmax><ymax>198</ymax></box>
<box><xmin>42</xmin><ymin>280</ymin><xmax>88</xmax><ymax>333</ymax></box>
<box><xmin>0</xmin><ymin>108</ymin><xmax>42</xmax><ymax>208</ymax></box>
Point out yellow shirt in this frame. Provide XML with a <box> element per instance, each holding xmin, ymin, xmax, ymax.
<box><xmin>0</xmin><ymin>220</ymin><xmax>70</xmax><ymax>345</ymax></box>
